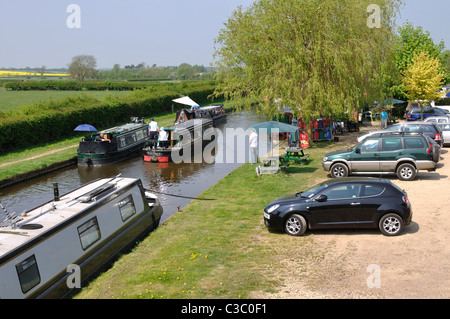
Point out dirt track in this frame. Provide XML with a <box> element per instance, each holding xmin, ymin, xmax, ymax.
<box><xmin>262</xmin><ymin>123</ymin><xmax>450</xmax><ymax>299</ymax></box>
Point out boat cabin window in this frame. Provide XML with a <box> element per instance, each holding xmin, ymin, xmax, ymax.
<box><xmin>78</xmin><ymin>217</ymin><xmax>101</xmax><ymax>250</ymax></box>
<box><xmin>16</xmin><ymin>255</ymin><xmax>41</xmax><ymax>293</ymax></box>
<box><xmin>118</xmin><ymin>195</ymin><xmax>136</xmax><ymax>222</ymax></box>
<box><xmin>117</xmin><ymin>129</ymin><xmax>148</xmax><ymax>150</ymax></box>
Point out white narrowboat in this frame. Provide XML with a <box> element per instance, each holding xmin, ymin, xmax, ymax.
<box><xmin>0</xmin><ymin>176</ymin><xmax>162</xmax><ymax>299</ymax></box>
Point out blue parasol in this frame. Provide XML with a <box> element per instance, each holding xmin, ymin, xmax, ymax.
<box><xmin>74</xmin><ymin>124</ymin><xmax>97</xmax><ymax>132</ymax></box>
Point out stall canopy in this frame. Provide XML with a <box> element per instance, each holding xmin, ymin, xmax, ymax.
<box><xmin>172</xmin><ymin>96</ymin><xmax>199</xmax><ymax>107</ymax></box>
<box><xmin>248</xmin><ymin>121</ymin><xmax>299</xmax><ymax>134</ymax></box>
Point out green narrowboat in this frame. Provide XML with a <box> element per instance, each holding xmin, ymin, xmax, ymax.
<box><xmin>77</xmin><ymin>120</ymin><xmax>149</xmax><ymax>166</ymax></box>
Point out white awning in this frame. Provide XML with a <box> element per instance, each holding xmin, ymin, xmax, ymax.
<box><xmin>172</xmin><ymin>96</ymin><xmax>199</xmax><ymax>107</ymax></box>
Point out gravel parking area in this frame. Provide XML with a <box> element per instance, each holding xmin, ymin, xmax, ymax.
<box><xmin>261</xmin><ymin>122</ymin><xmax>450</xmax><ymax>298</ymax></box>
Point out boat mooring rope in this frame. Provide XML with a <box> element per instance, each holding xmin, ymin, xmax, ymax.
<box><xmin>144</xmin><ymin>188</ymin><xmax>216</xmax><ymax>201</ymax></box>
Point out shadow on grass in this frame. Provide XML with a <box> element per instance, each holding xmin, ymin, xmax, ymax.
<box><xmin>283</xmin><ymin>166</ymin><xmax>318</xmax><ymax>174</ymax></box>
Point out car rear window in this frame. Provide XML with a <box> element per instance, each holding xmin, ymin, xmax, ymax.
<box><xmin>404</xmin><ymin>137</ymin><xmax>425</xmax><ymax>149</ymax></box>
<box><xmin>363</xmin><ymin>185</ymin><xmax>384</xmax><ymax>197</ymax></box>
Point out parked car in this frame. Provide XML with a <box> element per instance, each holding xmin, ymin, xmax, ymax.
<box><xmin>437</xmin><ymin>123</ymin><xmax>450</xmax><ymax>146</ymax></box>
<box><xmin>263</xmin><ymin>177</ymin><xmax>412</xmax><ymax>236</ymax></box>
<box><xmin>424</xmin><ymin>135</ymin><xmax>441</xmax><ymax>162</ymax></box>
<box><xmin>323</xmin><ymin>132</ymin><xmax>436</xmax><ymax>181</ymax></box>
<box><xmin>406</xmin><ymin>107</ymin><xmax>449</xmax><ymax>121</ymax></box>
<box><xmin>424</xmin><ymin>116</ymin><xmax>450</xmax><ymax>123</ymax></box>
<box><xmin>357</xmin><ymin>122</ymin><xmax>443</xmax><ymax>147</ymax></box>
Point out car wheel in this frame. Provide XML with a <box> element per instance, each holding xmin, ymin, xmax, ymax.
<box><xmin>330</xmin><ymin>163</ymin><xmax>348</xmax><ymax>178</ymax></box>
<box><xmin>284</xmin><ymin>214</ymin><xmax>307</xmax><ymax>236</ymax></box>
<box><xmin>379</xmin><ymin>213</ymin><xmax>404</xmax><ymax>236</ymax></box>
<box><xmin>396</xmin><ymin>163</ymin><xmax>416</xmax><ymax>181</ymax></box>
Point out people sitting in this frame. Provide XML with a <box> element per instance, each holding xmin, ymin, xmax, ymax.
<box><xmin>95</xmin><ymin>133</ymin><xmax>111</xmax><ymax>143</ymax></box>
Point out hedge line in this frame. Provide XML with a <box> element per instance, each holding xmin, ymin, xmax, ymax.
<box><xmin>0</xmin><ymin>81</ymin><xmax>217</xmax><ymax>154</ymax></box>
<box><xmin>3</xmin><ymin>80</ymin><xmax>162</xmax><ymax>91</ymax></box>
<box><xmin>435</xmin><ymin>98</ymin><xmax>450</xmax><ymax>106</ymax></box>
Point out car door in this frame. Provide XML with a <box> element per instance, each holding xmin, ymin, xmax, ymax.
<box><xmin>379</xmin><ymin>137</ymin><xmax>403</xmax><ymax>171</ymax></box>
<box><xmin>358</xmin><ymin>184</ymin><xmax>386</xmax><ymax>227</ymax></box>
<box><xmin>350</xmin><ymin>138</ymin><xmax>380</xmax><ymax>172</ymax></box>
<box><xmin>308</xmin><ymin>184</ymin><xmax>362</xmax><ymax>229</ymax></box>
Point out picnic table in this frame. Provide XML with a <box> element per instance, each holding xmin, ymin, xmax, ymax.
<box><xmin>256</xmin><ymin>148</ymin><xmax>310</xmax><ymax>176</ymax></box>
<box><xmin>280</xmin><ymin>147</ymin><xmax>310</xmax><ymax>165</ymax></box>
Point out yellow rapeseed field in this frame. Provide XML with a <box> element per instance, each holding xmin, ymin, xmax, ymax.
<box><xmin>0</xmin><ymin>70</ymin><xmax>68</xmax><ymax>77</ymax></box>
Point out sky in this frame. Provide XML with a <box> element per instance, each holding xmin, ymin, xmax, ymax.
<box><xmin>0</xmin><ymin>0</ymin><xmax>449</xmax><ymax>69</ymax></box>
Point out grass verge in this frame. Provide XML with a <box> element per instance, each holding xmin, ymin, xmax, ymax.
<box><xmin>74</xmin><ymin>142</ymin><xmax>347</xmax><ymax>299</ymax></box>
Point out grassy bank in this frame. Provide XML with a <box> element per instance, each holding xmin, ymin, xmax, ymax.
<box><xmin>74</xmin><ymin>141</ymin><xmax>345</xmax><ymax>299</ymax></box>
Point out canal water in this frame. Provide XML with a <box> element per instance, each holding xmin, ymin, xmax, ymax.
<box><xmin>0</xmin><ymin>111</ymin><xmax>268</xmax><ymax>222</ymax></box>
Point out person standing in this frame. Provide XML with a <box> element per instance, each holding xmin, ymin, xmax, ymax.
<box><xmin>380</xmin><ymin>109</ymin><xmax>388</xmax><ymax>129</ymax></box>
<box><xmin>148</xmin><ymin>118</ymin><xmax>159</xmax><ymax>148</ymax></box>
<box><xmin>249</xmin><ymin>129</ymin><xmax>258</xmax><ymax>164</ymax></box>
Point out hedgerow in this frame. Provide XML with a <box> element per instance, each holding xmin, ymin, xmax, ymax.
<box><xmin>0</xmin><ymin>81</ymin><xmax>217</xmax><ymax>154</ymax></box>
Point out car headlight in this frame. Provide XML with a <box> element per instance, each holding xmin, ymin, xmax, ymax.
<box><xmin>267</xmin><ymin>204</ymin><xmax>280</xmax><ymax>213</ymax></box>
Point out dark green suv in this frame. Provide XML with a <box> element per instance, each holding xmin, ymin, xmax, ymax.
<box><xmin>322</xmin><ymin>133</ymin><xmax>436</xmax><ymax>181</ymax></box>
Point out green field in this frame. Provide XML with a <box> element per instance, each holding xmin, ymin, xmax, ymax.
<box><xmin>0</xmin><ymin>87</ymin><xmax>130</xmax><ymax>112</ymax></box>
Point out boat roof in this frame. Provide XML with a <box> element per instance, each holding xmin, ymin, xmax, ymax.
<box><xmin>100</xmin><ymin>122</ymin><xmax>147</xmax><ymax>135</ymax></box>
<box><xmin>198</xmin><ymin>104</ymin><xmax>224</xmax><ymax>110</ymax></box>
<box><xmin>170</xmin><ymin>118</ymin><xmax>213</xmax><ymax>131</ymax></box>
<box><xmin>0</xmin><ymin>177</ymin><xmax>139</xmax><ymax>260</ymax></box>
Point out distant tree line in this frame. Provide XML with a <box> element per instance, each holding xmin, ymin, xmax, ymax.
<box><xmin>97</xmin><ymin>62</ymin><xmax>215</xmax><ymax>81</ymax></box>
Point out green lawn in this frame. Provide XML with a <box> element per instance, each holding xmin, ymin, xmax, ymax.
<box><xmin>74</xmin><ymin>142</ymin><xmax>341</xmax><ymax>299</ymax></box>
<box><xmin>0</xmin><ymin>87</ymin><xmax>130</xmax><ymax>112</ymax></box>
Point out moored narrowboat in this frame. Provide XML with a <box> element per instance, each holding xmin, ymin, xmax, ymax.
<box><xmin>175</xmin><ymin>104</ymin><xmax>226</xmax><ymax>126</ymax></box>
<box><xmin>142</xmin><ymin>118</ymin><xmax>216</xmax><ymax>163</ymax></box>
<box><xmin>77</xmin><ymin>119</ymin><xmax>149</xmax><ymax>166</ymax></box>
<box><xmin>0</xmin><ymin>176</ymin><xmax>162</xmax><ymax>299</ymax></box>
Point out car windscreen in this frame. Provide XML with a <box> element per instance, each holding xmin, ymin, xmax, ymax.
<box><xmin>300</xmin><ymin>182</ymin><xmax>329</xmax><ymax>198</ymax></box>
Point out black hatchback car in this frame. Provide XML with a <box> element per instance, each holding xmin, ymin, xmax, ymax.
<box><xmin>264</xmin><ymin>178</ymin><xmax>412</xmax><ymax>236</ymax></box>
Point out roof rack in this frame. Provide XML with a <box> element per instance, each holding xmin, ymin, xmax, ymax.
<box><xmin>370</xmin><ymin>131</ymin><xmax>424</xmax><ymax>137</ymax></box>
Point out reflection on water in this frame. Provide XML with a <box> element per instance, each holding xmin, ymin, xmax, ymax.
<box><xmin>0</xmin><ymin>111</ymin><xmax>267</xmax><ymax>222</ymax></box>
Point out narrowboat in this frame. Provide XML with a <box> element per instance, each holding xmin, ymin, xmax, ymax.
<box><xmin>0</xmin><ymin>176</ymin><xmax>162</xmax><ymax>299</ymax></box>
<box><xmin>77</xmin><ymin>119</ymin><xmax>149</xmax><ymax>166</ymax></box>
<box><xmin>142</xmin><ymin>118</ymin><xmax>216</xmax><ymax>163</ymax></box>
<box><xmin>175</xmin><ymin>104</ymin><xmax>227</xmax><ymax>126</ymax></box>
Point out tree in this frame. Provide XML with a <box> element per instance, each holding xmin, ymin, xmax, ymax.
<box><xmin>402</xmin><ymin>51</ymin><xmax>445</xmax><ymax>120</ymax></box>
<box><xmin>395</xmin><ymin>21</ymin><xmax>449</xmax><ymax>84</ymax></box>
<box><xmin>35</xmin><ymin>65</ymin><xmax>46</xmax><ymax>77</ymax></box>
<box><xmin>68</xmin><ymin>55</ymin><xmax>97</xmax><ymax>81</ymax></box>
<box><xmin>177</xmin><ymin>63</ymin><xmax>195</xmax><ymax>80</ymax></box>
<box><xmin>213</xmin><ymin>0</ymin><xmax>402</xmax><ymax>124</ymax></box>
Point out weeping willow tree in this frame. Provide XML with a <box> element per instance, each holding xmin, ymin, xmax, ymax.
<box><xmin>213</xmin><ymin>0</ymin><xmax>403</xmax><ymax>124</ymax></box>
